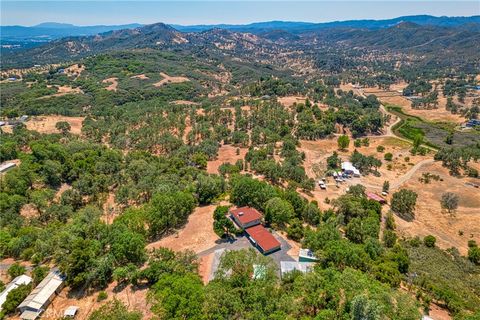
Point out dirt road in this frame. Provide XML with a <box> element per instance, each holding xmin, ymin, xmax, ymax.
<box><xmin>346</xmin><ymin>159</ymin><xmax>435</xmax><ymax>191</ymax></box>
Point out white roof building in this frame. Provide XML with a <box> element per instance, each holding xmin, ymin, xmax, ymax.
<box><xmin>280</xmin><ymin>261</ymin><xmax>314</xmax><ymax>277</ymax></box>
<box><xmin>341</xmin><ymin>162</ymin><xmax>360</xmax><ymax>176</ymax></box>
<box><xmin>64</xmin><ymin>306</ymin><xmax>79</xmax><ymax>318</ymax></box>
<box><xmin>18</xmin><ymin>269</ymin><xmax>65</xmax><ymax>320</ymax></box>
<box><xmin>0</xmin><ymin>162</ymin><xmax>17</xmax><ymax>173</ymax></box>
<box><xmin>0</xmin><ymin>275</ymin><xmax>32</xmax><ymax>311</ymax></box>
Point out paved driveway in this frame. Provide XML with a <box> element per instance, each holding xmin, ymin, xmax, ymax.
<box><xmin>199</xmin><ymin>229</ymin><xmax>296</xmax><ymax>279</ymax></box>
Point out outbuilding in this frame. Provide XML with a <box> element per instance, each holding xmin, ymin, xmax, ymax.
<box><xmin>64</xmin><ymin>306</ymin><xmax>79</xmax><ymax>318</ymax></box>
<box><xmin>299</xmin><ymin>248</ymin><xmax>319</xmax><ymax>262</ymax></box>
<box><xmin>0</xmin><ymin>275</ymin><xmax>32</xmax><ymax>311</ymax></box>
<box><xmin>18</xmin><ymin>269</ymin><xmax>65</xmax><ymax>320</ymax></box>
<box><xmin>0</xmin><ymin>162</ymin><xmax>17</xmax><ymax>173</ymax></box>
<box><xmin>341</xmin><ymin>162</ymin><xmax>360</xmax><ymax>177</ymax></box>
<box><xmin>245</xmin><ymin>224</ymin><xmax>281</xmax><ymax>255</ymax></box>
<box><xmin>230</xmin><ymin>206</ymin><xmax>262</xmax><ymax>229</ymax></box>
<box><xmin>367</xmin><ymin>192</ymin><xmax>387</xmax><ymax>204</ymax></box>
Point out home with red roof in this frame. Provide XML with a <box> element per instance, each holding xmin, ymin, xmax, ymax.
<box><xmin>230</xmin><ymin>206</ymin><xmax>263</xmax><ymax>229</ymax></box>
<box><xmin>229</xmin><ymin>206</ymin><xmax>281</xmax><ymax>255</ymax></box>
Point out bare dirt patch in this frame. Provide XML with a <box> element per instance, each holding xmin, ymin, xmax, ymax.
<box><xmin>207</xmin><ymin>145</ymin><xmax>248</xmax><ymax>174</ymax></box>
<box><xmin>198</xmin><ymin>253</ymin><xmax>214</xmax><ymax>284</ymax></box>
<box><xmin>153</xmin><ymin>72</ymin><xmax>189</xmax><ymax>87</ymax></box>
<box><xmin>26</xmin><ymin>115</ymin><xmax>84</xmax><ymax>135</ymax></box>
<box><xmin>362</xmin><ymin>87</ymin><xmax>465</xmax><ymax>124</ymax></box>
<box><xmin>44</xmin><ymin>282</ymin><xmax>152</xmax><ymax>320</ymax></box>
<box><xmin>102</xmin><ymin>192</ymin><xmax>119</xmax><ymax>224</ymax></box>
<box><xmin>172</xmin><ymin>100</ymin><xmax>200</xmax><ymax>106</ymax></box>
<box><xmin>146</xmin><ymin>204</ymin><xmax>219</xmax><ymax>253</ymax></box>
<box><xmin>54</xmin><ymin>183</ymin><xmax>71</xmax><ymax>202</ymax></box>
<box><xmin>102</xmin><ymin>77</ymin><xmax>118</xmax><ymax>92</ymax></box>
<box><xmin>19</xmin><ymin>203</ymin><xmax>39</xmax><ymax>219</ymax></box>
<box><xmin>278</xmin><ymin>96</ymin><xmax>306</xmax><ymax>107</ymax></box>
<box><xmin>394</xmin><ymin>162</ymin><xmax>480</xmax><ymax>255</ymax></box>
<box><xmin>130</xmin><ymin>74</ymin><xmax>149</xmax><ymax>80</ymax></box>
<box><xmin>38</xmin><ymin>85</ymin><xmax>83</xmax><ymax>99</ymax></box>
<box><xmin>64</xmin><ymin>64</ymin><xmax>85</xmax><ymax>78</ymax></box>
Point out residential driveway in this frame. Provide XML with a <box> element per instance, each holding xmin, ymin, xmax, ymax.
<box><xmin>199</xmin><ymin>229</ymin><xmax>296</xmax><ymax>279</ymax></box>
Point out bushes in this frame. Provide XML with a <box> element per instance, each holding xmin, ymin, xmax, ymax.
<box><xmin>423</xmin><ymin>235</ymin><xmax>436</xmax><ymax>248</ymax></box>
<box><xmin>7</xmin><ymin>263</ymin><xmax>26</xmax><ymax>279</ymax></box>
<box><xmin>0</xmin><ymin>284</ymin><xmax>32</xmax><ymax>317</ymax></box>
<box><xmin>468</xmin><ymin>241</ymin><xmax>480</xmax><ymax>265</ymax></box>
<box><xmin>391</xmin><ymin>189</ymin><xmax>417</xmax><ymax>221</ymax></box>
<box><xmin>213</xmin><ymin>206</ymin><xmax>236</xmax><ymax>238</ymax></box>
<box><xmin>195</xmin><ymin>174</ymin><xmax>225</xmax><ymax>205</ymax></box>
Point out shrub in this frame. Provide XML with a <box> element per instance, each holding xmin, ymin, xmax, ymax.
<box><xmin>7</xmin><ymin>263</ymin><xmax>26</xmax><ymax>279</ymax></box>
<box><xmin>384</xmin><ymin>153</ymin><xmax>393</xmax><ymax>161</ymax></box>
<box><xmin>409</xmin><ymin>236</ymin><xmax>421</xmax><ymax>247</ymax></box>
<box><xmin>423</xmin><ymin>235</ymin><xmax>436</xmax><ymax>248</ymax></box>
<box><xmin>97</xmin><ymin>291</ymin><xmax>108</xmax><ymax>302</ymax></box>
<box><xmin>383</xmin><ymin>230</ymin><xmax>397</xmax><ymax>248</ymax></box>
<box><xmin>468</xmin><ymin>246</ymin><xmax>480</xmax><ymax>265</ymax></box>
<box><xmin>377</xmin><ymin>145</ymin><xmax>385</xmax><ymax>152</ymax></box>
<box><xmin>337</xmin><ymin>135</ymin><xmax>350</xmax><ymax>150</ymax></box>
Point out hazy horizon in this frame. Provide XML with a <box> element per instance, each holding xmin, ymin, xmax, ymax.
<box><xmin>1</xmin><ymin>1</ymin><xmax>479</xmax><ymax>26</ymax></box>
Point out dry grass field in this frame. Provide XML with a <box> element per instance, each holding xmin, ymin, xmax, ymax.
<box><xmin>43</xmin><ymin>282</ymin><xmax>152</xmax><ymax>320</ymax></box>
<box><xmin>22</xmin><ymin>116</ymin><xmax>85</xmax><ymax>135</ymax></box>
<box><xmin>130</xmin><ymin>74</ymin><xmax>149</xmax><ymax>80</ymax></box>
<box><xmin>207</xmin><ymin>145</ymin><xmax>248</xmax><ymax>174</ymax></box>
<box><xmin>278</xmin><ymin>95</ymin><xmax>306</xmax><ymax>107</ymax></box>
<box><xmin>102</xmin><ymin>77</ymin><xmax>118</xmax><ymax>91</ymax></box>
<box><xmin>299</xmin><ymin>137</ymin><xmax>432</xmax><ymax>210</ymax></box>
<box><xmin>146</xmin><ymin>204</ymin><xmax>219</xmax><ymax>253</ymax></box>
<box><xmin>393</xmin><ymin>161</ymin><xmax>480</xmax><ymax>255</ymax></box>
<box><xmin>153</xmin><ymin>72</ymin><xmax>189</xmax><ymax>87</ymax></box>
<box><xmin>300</xmin><ymin>136</ymin><xmax>479</xmax><ymax>254</ymax></box>
<box><xmin>362</xmin><ymin>85</ymin><xmax>466</xmax><ymax>124</ymax></box>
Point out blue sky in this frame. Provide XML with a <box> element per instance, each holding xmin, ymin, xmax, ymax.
<box><xmin>1</xmin><ymin>1</ymin><xmax>479</xmax><ymax>26</ymax></box>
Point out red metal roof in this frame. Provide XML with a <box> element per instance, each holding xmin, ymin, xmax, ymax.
<box><xmin>230</xmin><ymin>206</ymin><xmax>262</xmax><ymax>226</ymax></box>
<box><xmin>245</xmin><ymin>225</ymin><xmax>281</xmax><ymax>253</ymax></box>
<box><xmin>367</xmin><ymin>192</ymin><xmax>386</xmax><ymax>203</ymax></box>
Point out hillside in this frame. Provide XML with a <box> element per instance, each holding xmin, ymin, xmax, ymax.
<box><xmin>2</xmin><ymin>20</ymin><xmax>480</xmax><ymax>71</ymax></box>
<box><xmin>1</xmin><ymin>13</ymin><xmax>480</xmax><ymax>320</ymax></box>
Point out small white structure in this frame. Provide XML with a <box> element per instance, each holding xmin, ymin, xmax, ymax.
<box><xmin>299</xmin><ymin>248</ymin><xmax>319</xmax><ymax>262</ymax></box>
<box><xmin>0</xmin><ymin>162</ymin><xmax>17</xmax><ymax>173</ymax></box>
<box><xmin>18</xmin><ymin>269</ymin><xmax>65</xmax><ymax>320</ymax></box>
<box><xmin>64</xmin><ymin>306</ymin><xmax>79</xmax><ymax>318</ymax></box>
<box><xmin>341</xmin><ymin>162</ymin><xmax>360</xmax><ymax>177</ymax></box>
<box><xmin>0</xmin><ymin>275</ymin><xmax>32</xmax><ymax>311</ymax></box>
<box><xmin>280</xmin><ymin>261</ymin><xmax>314</xmax><ymax>277</ymax></box>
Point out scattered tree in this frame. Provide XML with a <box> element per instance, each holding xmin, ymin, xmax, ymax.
<box><xmin>440</xmin><ymin>192</ymin><xmax>459</xmax><ymax>213</ymax></box>
<box><xmin>391</xmin><ymin>189</ymin><xmax>417</xmax><ymax>221</ymax></box>
<box><xmin>338</xmin><ymin>135</ymin><xmax>350</xmax><ymax>150</ymax></box>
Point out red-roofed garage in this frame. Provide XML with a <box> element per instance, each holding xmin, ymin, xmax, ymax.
<box><xmin>245</xmin><ymin>224</ymin><xmax>281</xmax><ymax>255</ymax></box>
<box><xmin>230</xmin><ymin>206</ymin><xmax>262</xmax><ymax>229</ymax></box>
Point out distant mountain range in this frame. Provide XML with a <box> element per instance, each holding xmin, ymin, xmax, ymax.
<box><xmin>1</xmin><ymin>22</ymin><xmax>143</xmax><ymax>39</ymax></box>
<box><xmin>2</xmin><ymin>15</ymin><xmax>479</xmax><ymax>40</ymax></box>
<box><xmin>172</xmin><ymin>15</ymin><xmax>480</xmax><ymax>33</ymax></box>
<box><xmin>1</xmin><ymin>15</ymin><xmax>479</xmax><ymax>69</ymax></box>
